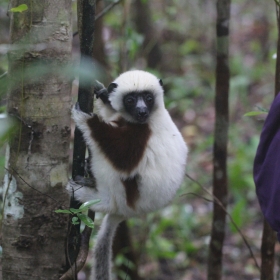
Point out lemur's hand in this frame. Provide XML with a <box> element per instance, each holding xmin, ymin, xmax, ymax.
<box><xmin>73</xmin><ymin>102</ymin><xmax>93</xmax><ymax>117</ymax></box>
<box><xmin>94</xmin><ymin>81</ymin><xmax>110</xmax><ymax>104</ymax></box>
<box><xmin>75</xmin><ymin>101</ymin><xmax>81</xmax><ymax>111</ymax></box>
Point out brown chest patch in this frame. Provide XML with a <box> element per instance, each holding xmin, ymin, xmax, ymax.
<box><xmin>87</xmin><ymin>115</ymin><xmax>151</xmax><ymax>173</ymax></box>
<box><xmin>121</xmin><ymin>176</ymin><xmax>140</xmax><ymax>209</ymax></box>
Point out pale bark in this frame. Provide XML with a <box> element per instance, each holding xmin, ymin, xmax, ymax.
<box><xmin>1</xmin><ymin>0</ymin><xmax>72</xmax><ymax>279</ymax></box>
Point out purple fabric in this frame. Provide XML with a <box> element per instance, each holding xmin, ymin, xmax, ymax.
<box><xmin>254</xmin><ymin>93</ymin><xmax>280</xmax><ymax>240</ymax></box>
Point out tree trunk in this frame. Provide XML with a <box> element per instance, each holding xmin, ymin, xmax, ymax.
<box><xmin>207</xmin><ymin>0</ymin><xmax>230</xmax><ymax>279</ymax></box>
<box><xmin>1</xmin><ymin>0</ymin><xmax>72</xmax><ymax>279</ymax></box>
<box><xmin>133</xmin><ymin>0</ymin><xmax>162</xmax><ymax>69</ymax></box>
<box><xmin>66</xmin><ymin>0</ymin><xmax>96</xmax><ymax>276</ymax></box>
<box><xmin>92</xmin><ymin>0</ymin><xmax>109</xmax><ymax>73</ymax></box>
<box><xmin>261</xmin><ymin>219</ymin><xmax>276</xmax><ymax>280</ymax></box>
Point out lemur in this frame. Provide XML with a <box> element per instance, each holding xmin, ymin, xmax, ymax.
<box><xmin>67</xmin><ymin>70</ymin><xmax>188</xmax><ymax>280</ymax></box>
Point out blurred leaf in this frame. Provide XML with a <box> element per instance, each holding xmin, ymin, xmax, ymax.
<box><xmin>10</xmin><ymin>4</ymin><xmax>28</xmax><ymax>13</ymax></box>
<box><xmin>179</xmin><ymin>39</ymin><xmax>201</xmax><ymax>55</ymax></box>
<box><xmin>117</xmin><ymin>270</ymin><xmax>131</xmax><ymax>280</ymax></box>
<box><xmin>244</xmin><ymin>111</ymin><xmax>267</xmax><ymax>116</ymax></box>
<box><xmin>55</xmin><ymin>209</ymin><xmax>72</xmax><ymax>214</ymax></box>
<box><xmin>115</xmin><ymin>254</ymin><xmax>135</xmax><ymax>270</ymax></box>
<box><xmin>153</xmin><ymin>237</ymin><xmax>176</xmax><ymax>259</ymax></box>
<box><xmin>230</xmin><ymin>198</ymin><xmax>247</xmax><ymax>233</ymax></box>
<box><xmin>0</xmin><ymin>115</ymin><xmax>18</xmax><ymax>147</ymax></box>
<box><xmin>228</xmin><ymin>135</ymin><xmax>259</xmax><ymax>198</ymax></box>
<box><xmin>184</xmin><ymin>242</ymin><xmax>198</xmax><ymax>255</ymax></box>
<box><xmin>126</xmin><ymin>27</ymin><xmax>143</xmax><ymax>60</ymax></box>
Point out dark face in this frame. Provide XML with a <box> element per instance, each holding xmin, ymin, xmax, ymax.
<box><xmin>123</xmin><ymin>91</ymin><xmax>155</xmax><ymax>123</ymax></box>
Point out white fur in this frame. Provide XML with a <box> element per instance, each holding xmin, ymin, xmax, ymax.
<box><xmin>90</xmin><ymin>214</ymin><xmax>124</xmax><ymax>280</ymax></box>
<box><xmin>109</xmin><ymin>70</ymin><xmax>165</xmax><ymax>123</ymax></box>
<box><xmin>69</xmin><ymin>70</ymin><xmax>187</xmax><ymax>217</ymax></box>
<box><xmin>95</xmin><ymin>98</ymin><xmax>121</xmax><ymax>125</ymax></box>
<box><xmin>67</xmin><ymin>70</ymin><xmax>188</xmax><ymax>280</ymax></box>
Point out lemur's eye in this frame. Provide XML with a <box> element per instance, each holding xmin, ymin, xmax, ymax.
<box><xmin>124</xmin><ymin>96</ymin><xmax>136</xmax><ymax>106</ymax></box>
<box><xmin>145</xmin><ymin>94</ymin><xmax>154</xmax><ymax>104</ymax></box>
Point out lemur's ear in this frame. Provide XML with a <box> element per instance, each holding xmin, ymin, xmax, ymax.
<box><xmin>108</xmin><ymin>83</ymin><xmax>118</xmax><ymax>93</ymax></box>
<box><xmin>159</xmin><ymin>79</ymin><xmax>163</xmax><ymax>87</ymax></box>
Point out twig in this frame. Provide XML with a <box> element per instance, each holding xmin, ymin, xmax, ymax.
<box><xmin>185</xmin><ymin>173</ymin><xmax>260</xmax><ymax>271</ymax></box>
<box><xmin>60</xmin><ymin>210</ymin><xmax>95</xmax><ymax>280</ymax></box>
<box><xmin>60</xmin><ymin>225</ymin><xmax>92</xmax><ymax>280</ymax></box>
<box><xmin>73</xmin><ymin>0</ymin><xmax>123</xmax><ymax>37</ymax></box>
<box><xmin>96</xmin><ymin>0</ymin><xmax>122</xmax><ymax>21</ymax></box>
<box><xmin>180</xmin><ymin>192</ymin><xmax>213</xmax><ymax>203</ymax></box>
<box><xmin>0</xmin><ymin>71</ymin><xmax>7</xmax><ymax>79</ymax></box>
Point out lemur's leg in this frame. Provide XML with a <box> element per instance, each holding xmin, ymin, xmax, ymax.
<box><xmin>91</xmin><ymin>214</ymin><xmax>124</xmax><ymax>280</ymax></box>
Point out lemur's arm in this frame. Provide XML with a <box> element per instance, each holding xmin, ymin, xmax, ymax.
<box><xmin>94</xmin><ymin>81</ymin><xmax>118</xmax><ymax>105</ymax></box>
<box><xmin>94</xmin><ymin>81</ymin><xmax>110</xmax><ymax>104</ymax></box>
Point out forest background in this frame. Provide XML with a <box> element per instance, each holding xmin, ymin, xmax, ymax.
<box><xmin>0</xmin><ymin>0</ymin><xmax>278</xmax><ymax>279</ymax></box>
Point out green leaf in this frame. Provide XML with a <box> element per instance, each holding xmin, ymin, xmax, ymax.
<box><xmin>69</xmin><ymin>207</ymin><xmax>83</xmax><ymax>214</ymax></box>
<box><xmin>10</xmin><ymin>4</ymin><xmax>28</xmax><ymax>13</ymax></box>
<box><xmin>68</xmin><ymin>200</ymin><xmax>100</xmax><ymax>214</ymax></box>
<box><xmin>72</xmin><ymin>216</ymin><xmax>79</xmax><ymax>225</ymax></box>
<box><xmin>55</xmin><ymin>209</ymin><xmax>72</xmax><ymax>214</ymax></box>
<box><xmin>243</xmin><ymin>111</ymin><xmax>267</xmax><ymax>117</ymax></box>
<box><xmin>79</xmin><ymin>199</ymin><xmax>100</xmax><ymax>211</ymax></box>
<box><xmin>77</xmin><ymin>213</ymin><xmax>95</xmax><ymax>228</ymax></box>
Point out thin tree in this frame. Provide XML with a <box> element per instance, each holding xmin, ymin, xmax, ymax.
<box><xmin>207</xmin><ymin>0</ymin><xmax>230</xmax><ymax>279</ymax></box>
<box><xmin>1</xmin><ymin>0</ymin><xmax>72</xmax><ymax>279</ymax></box>
<box><xmin>260</xmin><ymin>220</ymin><xmax>276</xmax><ymax>280</ymax></box>
<box><xmin>65</xmin><ymin>0</ymin><xmax>96</xmax><ymax>278</ymax></box>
